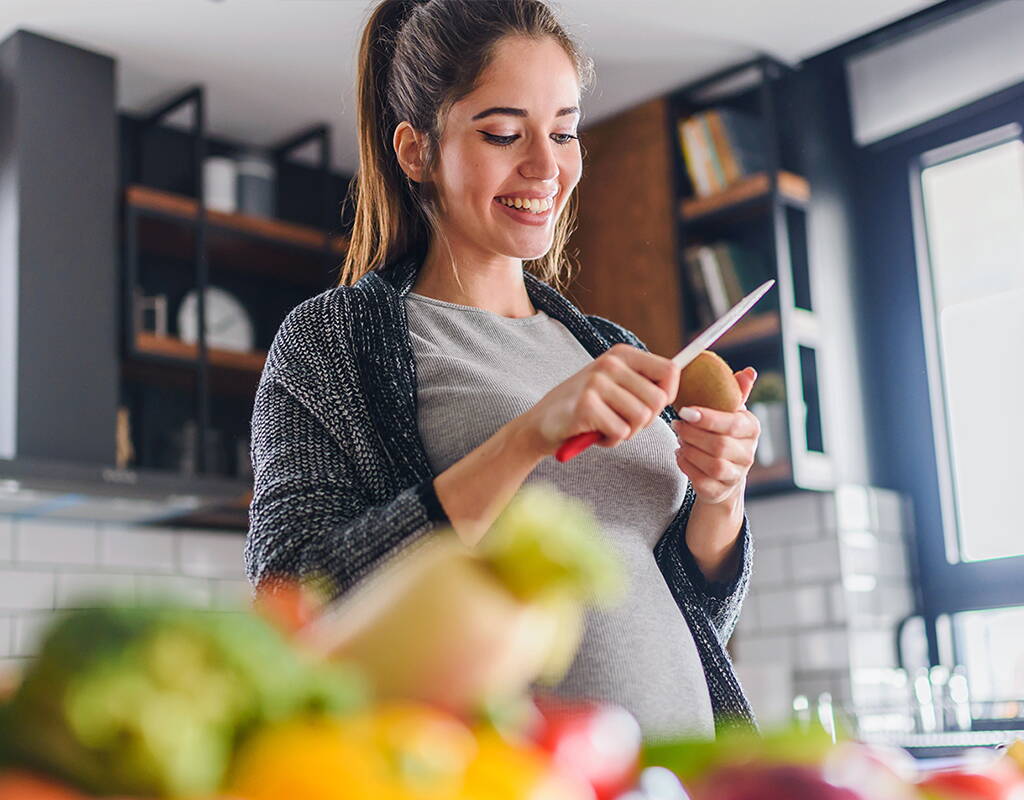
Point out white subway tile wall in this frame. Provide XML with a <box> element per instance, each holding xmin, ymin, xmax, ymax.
<box><xmin>15</xmin><ymin>519</ymin><xmax>99</xmax><ymax>566</ymax></box>
<box><xmin>736</xmin><ymin>485</ymin><xmax>916</xmax><ymax>726</ymax></box>
<box><xmin>0</xmin><ymin>485</ymin><xmax>918</xmax><ymax>724</ymax></box>
<box><xmin>100</xmin><ymin>526</ymin><xmax>177</xmax><ymax>572</ymax></box>
<box><xmin>0</xmin><ymin>517</ymin><xmax>15</xmax><ymax>560</ymax></box>
<box><xmin>0</xmin><ymin>514</ymin><xmax>250</xmax><ymax>670</ymax></box>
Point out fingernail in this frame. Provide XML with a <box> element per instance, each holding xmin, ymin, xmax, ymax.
<box><xmin>679</xmin><ymin>408</ymin><xmax>701</xmax><ymax>423</ymax></box>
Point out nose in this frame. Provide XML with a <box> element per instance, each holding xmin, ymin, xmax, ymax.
<box><xmin>518</xmin><ymin>133</ymin><xmax>560</xmax><ymax>183</ymax></box>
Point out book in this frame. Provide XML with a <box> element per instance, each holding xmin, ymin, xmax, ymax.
<box><xmin>713</xmin><ymin>243</ymin><xmax>746</xmax><ymax>307</ymax></box>
<box><xmin>682</xmin><ymin>247</ymin><xmax>716</xmax><ymax>329</ymax></box>
<box><xmin>678</xmin><ymin>107</ymin><xmax>772</xmax><ymax>198</ymax></box>
<box><xmin>677</xmin><ymin>119</ymin><xmax>704</xmax><ymax>196</ymax></box>
<box><xmin>717</xmin><ymin>107</ymin><xmax>769</xmax><ymax>176</ymax></box>
<box><xmin>685</xmin><ymin>241</ymin><xmax>779</xmax><ymax>328</ymax></box>
<box><xmin>707</xmin><ymin>110</ymin><xmax>741</xmax><ymax>185</ymax></box>
<box><xmin>698</xmin><ymin>114</ymin><xmax>727</xmax><ymax>191</ymax></box>
<box><xmin>696</xmin><ymin>245</ymin><xmax>730</xmax><ymax>317</ymax></box>
<box><xmin>687</xmin><ymin>117</ymin><xmax>716</xmax><ymax>196</ymax></box>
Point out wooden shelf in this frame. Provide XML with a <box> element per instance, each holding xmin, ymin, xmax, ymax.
<box><xmin>135</xmin><ymin>331</ymin><xmax>267</xmax><ymax>373</ymax></box>
<box><xmin>127</xmin><ymin>184</ymin><xmax>348</xmax><ymax>253</ymax></box>
<box><xmin>685</xmin><ymin>310</ymin><xmax>781</xmax><ymax>352</ymax></box>
<box><xmin>126</xmin><ymin>185</ymin><xmax>346</xmax><ymax>288</ymax></box>
<box><xmin>681</xmin><ymin>171</ymin><xmax>809</xmax><ymax>221</ymax></box>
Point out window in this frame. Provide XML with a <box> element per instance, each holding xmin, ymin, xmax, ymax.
<box><xmin>954</xmin><ymin>605</ymin><xmax>1024</xmax><ymax>705</ymax></box>
<box><xmin>915</xmin><ymin>129</ymin><xmax>1024</xmax><ymax>564</ymax></box>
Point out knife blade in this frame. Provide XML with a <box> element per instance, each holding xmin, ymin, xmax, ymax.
<box><xmin>554</xmin><ymin>279</ymin><xmax>776</xmax><ymax>462</ymax></box>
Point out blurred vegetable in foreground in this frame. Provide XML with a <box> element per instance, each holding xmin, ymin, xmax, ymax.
<box><xmin>299</xmin><ymin>482</ymin><xmax>625</xmax><ymax>714</ymax></box>
<box><xmin>527</xmin><ymin>695</ymin><xmax>642</xmax><ymax>800</ymax></box>
<box><xmin>642</xmin><ymin>720</ymin><xmax>836</xmax><ymax>786</ymax></box>
<box><xmin>227</xmin><ymin>701</ymin><xmax>594</xmax><ymax>800</ymax></box>
<box><xmin>0</xmin><ymin>604</ymin><xmax>366</xmax><ymax>798</ymax></box>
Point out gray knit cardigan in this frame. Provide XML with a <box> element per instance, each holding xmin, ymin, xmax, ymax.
<box><xmin>245</xmin><ymin>250</ymin><xmax>757</xmax><ymax>732</ymax></box>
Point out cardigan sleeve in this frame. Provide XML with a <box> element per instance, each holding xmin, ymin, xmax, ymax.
<box><xmin>585</xmin><ymin>313</ymin><xmax>753</xmax><ymax>642</ymax></box>
<box><xmin>245</xmin><ymin>371</ymin><xmax>452</xmax><ymax>599</ymax></box>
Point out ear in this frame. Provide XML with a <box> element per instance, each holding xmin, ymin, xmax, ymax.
<box><xmin>393</xmin><ymin>121</ymin><xmax>428</xmax><ymax>184</ymax></box>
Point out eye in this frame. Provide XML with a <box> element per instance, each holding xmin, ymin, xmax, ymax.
<box><xmin>480</xmin><ymin>132</ymin><xmax>517</xmax><ymax>147</ymax></box>
<box><xmin>478</xmin><ymin>131</ymin><xmax>580</xmax><ymax>148</ymax></box>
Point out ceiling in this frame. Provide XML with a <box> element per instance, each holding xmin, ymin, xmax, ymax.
<box><xmin>1</xmin><ymin>0</ymin><xmax>939</xmax><ymax>174</ymax></box>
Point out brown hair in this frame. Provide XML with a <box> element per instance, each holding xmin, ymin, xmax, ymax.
<box><xmin>338</xmin><ymin>0</ymin><xmax>595</xmax><ymax>293</ymax></box>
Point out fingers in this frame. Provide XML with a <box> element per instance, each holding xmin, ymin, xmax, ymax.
<box><xmin>677</xmin><ymin>405</ymin><xmax>761</xmax><ymax>439</ymax></box>
<box><xmin>673</xmin><ymin>420</ymin><xmax>750</xmax><ymax>466</ymax></box>
<box><xmin>591</xmin><ymin>373</ymin><xmax>655</xmax><ymax>442</ymax></box>
<box><xmin>601</xmin><ymin>355</ymin><xmax>671</xmax><ymax>417</ymax></box>
<box><xmin>606</xmin><ymin>344</ymin><xmax>680</xmax><ymax>408</ymax></box>
<box><xmin>675</xmin><ymin>433</ymin><xmax>746</xmax><ymax>483</ymax></box>
<box><xmin>735</xmin><ymin>368</ymin><xmax>757</xmax><ymax>405</ymax></box>
<box><xmin>584</xmin><ymin>385</ymin><xmax>633</xmax><ymax>447</ymax></box>
<box><xmin>675</xmin><ymin>447</ymin><xmax>731</xmax><ymax>501</ymax></box>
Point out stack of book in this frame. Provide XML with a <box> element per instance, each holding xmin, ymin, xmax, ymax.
<box><xmin>683</xmin><ymin>242</ymin><xmax>778</xmax><ymax>328</ymax></box>
<box><xmin>676</xmin><ymin>108</ymin><xmax>769</xmax><ymax>197</ymax></box>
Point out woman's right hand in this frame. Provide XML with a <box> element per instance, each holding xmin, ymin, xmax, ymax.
<box><xmin>517</xmin><ymin>343</ymin><xmax>682</xmax><ymax>458</ymax></box>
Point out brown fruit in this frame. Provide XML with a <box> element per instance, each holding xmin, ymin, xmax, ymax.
<box><xmin>675</xmin><ymin>350</ymin><xmax>744</xmax><ymax>412</ymax></box>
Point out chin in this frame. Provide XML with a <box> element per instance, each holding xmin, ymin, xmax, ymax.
<box><xmin>503</xmin><ymin>228</ymin><xmax>556</xmax><ymax>259</ymax></box>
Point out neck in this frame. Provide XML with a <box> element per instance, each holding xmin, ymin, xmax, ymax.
<box><xmin>411</xmin><ymin>241</ymin><xmax>537</xmax><ymax>319</ymax></box>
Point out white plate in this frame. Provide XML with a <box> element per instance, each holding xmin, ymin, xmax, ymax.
<box><xmin>177</xmin><ymin>286</ymin><xmax>254</xmax><ymax>352</ymax></box>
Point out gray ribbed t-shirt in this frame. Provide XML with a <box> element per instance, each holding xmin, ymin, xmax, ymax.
<box><xmin>404</xmin><ymin>291</ymin><xmax>715</xmax><ymax>740</ymax></box>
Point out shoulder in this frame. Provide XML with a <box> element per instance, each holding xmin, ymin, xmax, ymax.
<box><xmin>264</xmin><ymin>286</ymin><xmax>357</xmax><ymax>380</ymax></box>
<box><xmin>584</xmin><ymin>313</ymin><xmax>650</xmax><ymax>353</ymax></box>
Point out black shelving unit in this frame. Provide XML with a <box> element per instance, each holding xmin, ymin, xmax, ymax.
<box><xmin>119</xmin><ymin>84</ymin><xmax>345</xmax><ymax>497</ymax></box>
<box><xmin>664</xmin><ymin>55</ymin><xmax>834</xmax><ymax>495</ymax></box>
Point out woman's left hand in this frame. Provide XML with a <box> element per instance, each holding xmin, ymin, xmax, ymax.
<box><xmin>671</xmin><ymin>367</ymin><xmax>761</xmax><ymax>507</ymax></box>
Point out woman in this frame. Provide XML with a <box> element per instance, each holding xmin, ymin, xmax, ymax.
<box><xmin>246</xmin><ymin>0</ymin><xmax>762</xmax><ymax>739</ymax></box>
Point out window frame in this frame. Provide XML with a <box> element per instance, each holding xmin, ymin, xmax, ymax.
<box><xmin>908</xmin><ymin>123</ymin><xmax>1024</xmax><ymax>570</ymax></box>
<box><xmin>852</xmin><ymin>80</ymin><xmax>1024</xmax><ymax>670</ymax></box>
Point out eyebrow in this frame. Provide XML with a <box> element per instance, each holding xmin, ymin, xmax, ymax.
<box><xmin>471</xmin><ymin>106</ymin><xmax>580</xmax><ymax>121</ymax></box>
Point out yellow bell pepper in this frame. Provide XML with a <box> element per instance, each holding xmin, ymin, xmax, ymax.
<box><xmin>227</xmin><ymin>703</ymin><xmax>476</xmax><ymax>800</ymax></box>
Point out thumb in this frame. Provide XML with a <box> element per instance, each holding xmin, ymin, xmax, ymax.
<box><xmin>735</xmin><ymin>367</ymin><xmax>757</xmax><ymax>405</ymax></box>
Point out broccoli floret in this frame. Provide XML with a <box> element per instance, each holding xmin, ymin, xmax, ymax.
<box><xmin>0</xmin><ymin>603</ymin><xmax>366</xmax><ymax>798</ymax></box>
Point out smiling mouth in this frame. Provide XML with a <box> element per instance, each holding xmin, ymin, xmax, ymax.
<box><xmin>494</xmin><ymin>195</ymin><xmax>555</xmax><ymax>214</ymax></box>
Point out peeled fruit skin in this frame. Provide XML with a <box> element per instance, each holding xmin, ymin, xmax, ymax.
<box><xmin>675</xmin><ymin>351</ymin><xmax>744</xmax><ymax>413</ymax></box>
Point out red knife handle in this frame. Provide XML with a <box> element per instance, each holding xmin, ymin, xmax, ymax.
<box><xmin>555</xmin><ymin>431</ymin><xmax>602</xmax><ymax>462</ymax></box>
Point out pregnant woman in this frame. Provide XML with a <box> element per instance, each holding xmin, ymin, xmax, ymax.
<box><xmin>246</xmin><ymin>0</ymin><xmax>763</xmax><ymax>739</ymax></box>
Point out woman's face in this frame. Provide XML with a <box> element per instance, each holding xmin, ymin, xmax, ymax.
<box><xmin>421</xmin><ymin>35</ymin><xmax>583</xmax><ymax>264</ymax></box>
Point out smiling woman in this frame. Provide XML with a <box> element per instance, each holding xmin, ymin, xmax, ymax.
<box><xmin>246</xmin><ymin>0</ymin><xmax>758</xmax><ymax>741</ymax></box>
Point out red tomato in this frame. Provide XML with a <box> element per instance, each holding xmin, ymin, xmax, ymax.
<box><xmin>528</xmin><ymin>695</ymin><xmax>642</xmax><ymax>800</ymax></box>
<box><xmin>0</xmin><ymin>771</ymin><xmax>86</xmax><ymax>800</ymax></box>
<box><xmin>916</xmin><ymin>770</ymin><xmax>1018</xmax><ymax>800</ymax></box>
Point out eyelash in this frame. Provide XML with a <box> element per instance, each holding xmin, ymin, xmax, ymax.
<box><xmin>479</xmin><ymin>131</ymin><xmax>580</xmax><ymax>148</ymax></box>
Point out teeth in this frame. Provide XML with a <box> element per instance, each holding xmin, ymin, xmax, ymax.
<box><xmin>497</xmin><ymin>196</ymin><xmax>553</xmax><ymax>213</ymax></box>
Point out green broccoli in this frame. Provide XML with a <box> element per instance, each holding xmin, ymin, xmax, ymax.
<box><xmin>0</xmin><ymin>602</ymin><xmax>367</xmax><ymax>798</ymax></box>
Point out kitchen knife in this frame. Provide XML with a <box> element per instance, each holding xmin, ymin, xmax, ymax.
<box><xmin>554</xmin><ymin>279</ymin><xmax>776</xmax><ymax>462</ymax></box>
